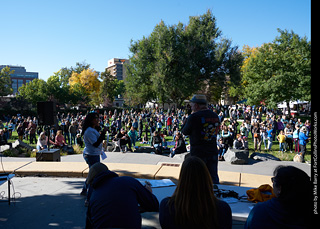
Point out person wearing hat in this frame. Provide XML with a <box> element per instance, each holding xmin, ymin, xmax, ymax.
<box><xmin>298</xmin><ymin>126</ymin><xmax>310</xmax><ymax>162</ymax></box>
<box><xmin>85</xmin><ymin>163</ymin><xmax>159</xmax><ymax>228</ymax></box>
<box><xmin>181</xmin><ymin>94</ymin><xmax>220</xmax><ymax>184</ymax></box>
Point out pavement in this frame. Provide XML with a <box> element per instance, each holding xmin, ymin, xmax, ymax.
<box><xmin>0</xmin><ymin>150</ymin><xmax>311</xmax><ymax>228</ymax></box>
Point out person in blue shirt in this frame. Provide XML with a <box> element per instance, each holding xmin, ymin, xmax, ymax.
<box><xmin>86</xmin><ymin>163</ymin><xmax>159</xmax><ymax>229</ymax></box>
<box><xmin>266</xmin><ymin>126</ymin><xmax>274</xmax><ymax>151</ymax></box>
<box><xmin>298</xmin><ymin>126</ymin><xmax>310</xmax><ymax>162</ymax></box>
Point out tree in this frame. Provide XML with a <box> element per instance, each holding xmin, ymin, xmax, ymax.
<box><xmin>0</xmin><ymin>66</ymin><xmax>14</xmax><ymax>96</ymax></box>
<box><xmin>241</xmin><ymin>29</ymin><xmax>311</xmax><ymax>112</ymax></box>
<box><xmin>17</xmin><ymin>79</ymin><xmax>48</xmax><ymax>105</ymax></box>
<box><xmin>126</xmin><ymin>36</ymin><xmax>157</xmax><ymax>106</ymax></box>
<box><xmin>69</xmin><ymin>68</ymin><xmax>101</xmax><ymax>95</ymax></box>
<box><xmin>99</xmin><ymin>69</ymin><xmax>118</xmax><ymax>106</ymax></box>
<box><xmin>126</xmin><ymin>10</ymin><xmax>242</xmax><ymax>107</ymax></box>
<box><xmin>59</xmin><ymin>61</ymin><xmax>90</xmax><ymax>87</ymax></box>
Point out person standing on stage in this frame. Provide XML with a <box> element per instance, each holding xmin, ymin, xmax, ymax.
<box><xmin>181</xmin><ymin>94</ymin><xmax>220</xmax><ymax>184</ymax></box>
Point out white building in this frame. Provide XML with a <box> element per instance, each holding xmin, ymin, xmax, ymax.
<box><xmin>105</xmin><ymin>58</ymin><xmax>129</xmax><ymax>81</ymax></box>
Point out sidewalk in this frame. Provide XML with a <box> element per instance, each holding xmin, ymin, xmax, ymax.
<box><xmin>1</xmin><ymin>151</ymin><xmax>311</xmax><ymax>187</ymax></box>
<box><xmin>0</xmin><ymin>152</ymin><xmax>311</xmax><ymax>229</ymax></box>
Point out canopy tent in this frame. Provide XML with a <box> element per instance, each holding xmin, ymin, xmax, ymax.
<box><xmin>236</xmin><ymin>99</ymin><xmax>247</xmax><ymax>104</ymax></box>
<box><xmin>277</xmin><ymin>100</ymin><xmax>309</xmax><ymax>109</ymax></box>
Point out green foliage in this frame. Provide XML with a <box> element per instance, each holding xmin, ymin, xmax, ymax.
<box><xmin>16</xmin><ymin>62</ymin><xmax>93</xmax><ymax>107</ymax></box>
<box><xmin>0</xmin><ymin>66</ymin><xmax>14</xmax><ymax>96</ymax></box>
<box><xmin>241</xmin><ymin>29</ymin><xmax>311</xmax><ymax>108</ymax></box>
<box><xmin>100</xmin><ymin>69</ymin><xmax>118</xmax><ymax>106</ymax></box>
<box><xmin>17</xmin><ymin>78</ymin><xmax>48</xmax><ymax>105</ymax></box>
<box><xmin>126</xmin><ymin>10</ymin><xmax>242</xmax><ymax>106</ymax></box>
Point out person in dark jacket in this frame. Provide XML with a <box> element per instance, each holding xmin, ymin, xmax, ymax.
<box><xmin>169</xmin><ymin>132</ymin><xmax>187</xmax><ymax>158</ymax></box>
<box><xmin>86</xmin><ymin>162</ymin><xmax>159</xmax><ymax>229</ymax></box>
<box><xmin>181</xmin><ymin>94</ymin><xmax>220</xmax><ymax>184</ymax></box>
<box><xmin>150</xmin><ymin>131</ymin><xmax>163</xmax><ymax>154</ymax></box>
<box><xmin>245</xmin><ymin>165</ymin><xmax>312</xmax><ymax>229</ymax></box>
<box><xmin>114</xmin><ymin>128</ymin><xmax>132</xmax><ymax>151</ymax></box>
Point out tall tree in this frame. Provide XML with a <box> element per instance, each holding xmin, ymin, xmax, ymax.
<box><xmin>126</xmin><ymin>10</ymin><xmax>242</xmax><ymax>106</ymax></box>
<box><xmin>17</xmin><ymin>79</ymin><xmax>48</xmax><ymax>105</ymax></box>
<box><xmin>0</xmin><ymin>66</ymin><xmax>14</xmax><ymax>96</ymax></box>
<box><xmin>241</xmin><ymin>29</ymin><xmax>311</xmax><ymax>111</ymax></box>
<box><xmin>126</xmin><ymin>36</ymin><xmax>156</xmax><ymax>105</ymax></box>
<box><xmin>99</xmin><ymin>69</ymin><xmax>118</xmax><ymax>106</ymax></box>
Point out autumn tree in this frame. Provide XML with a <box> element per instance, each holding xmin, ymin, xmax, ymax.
<box><xmin>69</xmin><ymin>68</ymin><xmax>101</xmax><ymax>106</ymax></box>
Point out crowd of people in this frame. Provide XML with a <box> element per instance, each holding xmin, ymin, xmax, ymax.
<box><xmin>0</xmin><ymin>101</ymin><xmax>311</xmax><ymax>162</ymax></box>
<box><xmin>0</xmin><ymin>95</ymin><xmax>313</xmax><ymax>228</ymax></box>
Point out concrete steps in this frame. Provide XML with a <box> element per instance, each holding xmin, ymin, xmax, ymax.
<box><xmin>2</xmin><ymin>161</ymin><xmax>272</xmax><ymax>187</ymax></box>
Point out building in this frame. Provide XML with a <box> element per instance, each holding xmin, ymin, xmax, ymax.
<box><xmin>105</xmin><ymin>58</ymin><xmax>129</xmax><ymax>80</ymax></box>
<box><xmin>0</xmin><ymin>65</ymin><xmax>38</xmax><ymax>94</ymax></box>
<box><xmin>104</xmin><ymin>58</ymin><xmax>129</xmax><ymax>107</ymax></box>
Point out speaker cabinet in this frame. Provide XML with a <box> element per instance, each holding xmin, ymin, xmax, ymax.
<box><xmin>36</xmin><ymin>149</ymin><xmax>61</xmax><ymax>162</ymax></box>
<box><xmin>37</xmin><ymin>101</ymin><xmax>56</xmax><ymax>125</ymax></box>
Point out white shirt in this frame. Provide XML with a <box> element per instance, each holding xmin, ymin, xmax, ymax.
<box><xmin>83</xmin><ymin>127</ymin><xmax>102</xmax><ymax>156</ymax></box>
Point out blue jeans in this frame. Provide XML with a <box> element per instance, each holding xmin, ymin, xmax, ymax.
<box><xmin>64</xmin><ymin>132</ymin><xmax>70</xmax><ymax>145</ymax></box>
<box><xmin>70</xmin><ymin>133</ymin><xmax>76</xmax><ymax>145</ymax></box>
<box><xmin>279</xmin><ymin>143</ymin><xmax>285</xmax><ymax>152</ymax></box>
<box><xmin>267</xmin><ymin>137</ymin><xmax>273</xmax><ymax>150</ymax></box>
<box><xmin>82</xmin><ymin>154</ymin><xmax>100</xmax><ymax>197</ymax></box>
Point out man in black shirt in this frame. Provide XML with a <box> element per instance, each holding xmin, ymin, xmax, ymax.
<box><xmin>181</xmin><ymin>95</ymin><xmax>220</xmax><ymax>184</ymax></box>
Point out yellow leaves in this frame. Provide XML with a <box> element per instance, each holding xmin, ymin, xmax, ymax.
<box><xmin>69</xmin><ymin>68</ymin><xmax>100</xmax><ymax>94</ymax></box>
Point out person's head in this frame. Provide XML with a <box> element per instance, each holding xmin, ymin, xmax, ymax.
<box><xmin>81</xmin><ymin>112</ymin><xmax>99</xmax><ymax>136</ymax></box>
<box><xmin>169</xmin><ymin>156</ymin><xmax>218</xmax><ymax>228</ymax></box>
<box><xmin>175</xmin><ymin>132</ymin><xmax>182</xmax><ymax>141</ymax></box>
<box><xmin>189</xmin><ymin>94</ymin><xmax>207</xmax><ymax>112</ymax></box>
<box><xmin>57</xmin><ymin>130</ymin><xmax>62</xmax><ymax>136</ymax></box>
<box><xmin>40</xmin><ymin>132</ymin><xmax>46</xmax><ymax>139</ymax></box>
<box><xmin>300</xmin><ymin>126</ymin><xmax>307</xmax><ymax>134</ymax></box>
<box><xmin>272</xmin><ymin>166</ymin><xmax>312</xmax><ymax>215</ymax></box>
<box><xmin>86</xmin><ymin>162</ymin><xmax>109</xmax><ymax>185</ymax></box>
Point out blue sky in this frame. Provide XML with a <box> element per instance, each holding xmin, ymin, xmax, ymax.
<box><xmin>0</xmin><ymin>0</ymin><xmax>311</xmax><ymax>81</ymax></box>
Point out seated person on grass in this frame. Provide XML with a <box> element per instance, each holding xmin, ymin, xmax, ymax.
<box><xmin>114</xmin><ymin>128</ymin><xmax>132</xmax><ymax>152</ymax></box>
<box><xmin>150</xmin><ymin>131</ymin><xmax>162</xmax><ymax>154</ymax></box>
<box><xmin>169</xmin><ymin>132</ymin><xmax>187</xmax><ymax>158</ymax></box>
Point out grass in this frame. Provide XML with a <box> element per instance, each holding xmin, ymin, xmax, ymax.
<box><xmin>5</xmin><ymin>115</ymin><xmax>312</xmax><ymax>162</ymax></box>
